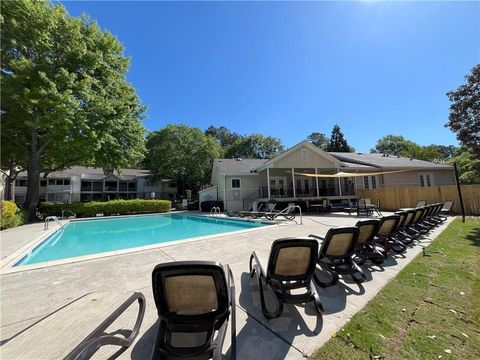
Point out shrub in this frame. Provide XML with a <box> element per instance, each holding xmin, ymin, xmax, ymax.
<box><xmin>1</xmin><ymin>200</ymin><xmax>27</xmax><ymax>229</ymax></box>
<box><xmin>39</xmin><ymin>199</ymin><xmax>172</xmax><ymax>218</ymax></box>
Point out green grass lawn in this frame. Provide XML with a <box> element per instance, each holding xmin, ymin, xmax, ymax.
<box><xmin>310</xmin><ymin>218</ymin><xmax>480</xmax><ymax>360</ymax></box>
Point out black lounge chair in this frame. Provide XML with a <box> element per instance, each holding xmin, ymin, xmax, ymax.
<box><xmin>438</xmin><ymin>201</ymin><xmax>454</xmax><ymax>221</ymax></box>
<box><xmin>310</xmin><ymin>226</ymin><xmax>366</xmax><ymax>286</ymax></box>
<box><xmin>354</xmin><ymin>219</ymin><xmax>385</xmax><ymax>265</ymax></box>
<box><xmin>239</xmin><ymin>203</ymin><xmax>267</xmax><ymax>218</ymax></box>
<box><xmin>65</xmin><ymin>292</ymin><xmax>146</xmax><ymax>360</ymax></box>
<box><xmin>415</xmin><ymin>200</ymin><xmax>427</xmax><ymax>207</ymax></box>
<box><xmin>393</xmin><ymin>211</ymin><xmax>414</xmax><ymax>245</ymax></box>
<box><xmin>374</xmin><ymin>215</ymin><xmax>405</xmax><ymax>256</ymax></box>
<box><xmin>249</xmin><ymin>238</ymin><xmax>325</xmax><ymax>319</ymax></box>
<box><xmin>152</xmin><ymin>261</ymin><xmax>236</xmax><ymax>360</ymax></box>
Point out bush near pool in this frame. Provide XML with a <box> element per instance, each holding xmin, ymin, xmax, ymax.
<box><xmin>1</xmin><ymin>200</ymin><xmax>27</xmax><ymax>229</ymax></box>
<box><xmin>39</xmin><ymin>199</ymin><xmax>172</xmax><ymax>218</ymax></box>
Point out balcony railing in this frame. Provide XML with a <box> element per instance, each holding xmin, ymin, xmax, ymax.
<box><xmin>258</xmin><ymin>184</ymin><xmax>355</xmax><ymax>198</ymax></box>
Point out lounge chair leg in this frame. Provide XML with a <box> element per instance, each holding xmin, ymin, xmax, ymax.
<box><xmin>314</xmin><ymin>264</ymin><xmax>339</xmax><ymax>288</ymax></box>
<box><xmin>309</xmin><ymin>279</ymin><xmax>325</xmax><ymax>315</ymax></box>
<box><xmin>351</xmin><ymin>260</ymin><xmax>366</xmax><ymax>283</ymax></box>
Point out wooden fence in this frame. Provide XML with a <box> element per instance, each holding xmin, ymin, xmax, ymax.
<box><xmin>357</xmin><ymin>184</ymin><xmax>480</xmax><ymax>215</ymax></box>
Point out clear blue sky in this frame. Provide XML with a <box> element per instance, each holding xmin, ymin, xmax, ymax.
<box><xmin>62</xmin><ymin>1</ymin><xmax>479</xmax><ymax>152</ymax></box>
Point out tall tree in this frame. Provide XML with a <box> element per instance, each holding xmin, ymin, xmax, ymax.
<box><xmin>307</xmin><ymin>132</ymin><xmax>329</xmax><ymax>151</ymax></box>
<box><xmin>327</xmin><ymin>125</ymin><xmax>355</xmax><ymax>152</ymax></box>
<box><xmin>145</xmin><ymin>125</ymin><xmax>221</xmax><ymax>193</ymax></box>
<box><xmin>225</xmin><ymin>134</ymin><xmax>284</xmax><ymax>159</ymax></box>
<box><xmin>370</xmin><ymin>135</ymin><xmax>415</xmax><ymax>156</ymax></box>
<box><xmin>446</xmin><ymin>64</ymin><xmax>480</xmax><ymax>157</ymax></box>
<box><xmin>1</xmin><ymin>0</ymin><xmax>146</xmax><ymax>219</ymax></box>
<box><xmin>204</xmin><ymin>126</ymin><xmax>240</xmax><ymax>149</ymax></box>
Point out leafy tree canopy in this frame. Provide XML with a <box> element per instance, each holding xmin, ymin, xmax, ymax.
<box><xmin>1</xmin><ymin>0</ymin><xmax>146</xmax><ymax>218</ymax></box>
<box><xmin>371</xmin><ymin>135</ymin><xmax>451</xmax><ymax>162</ymax></box>
<box><xmin>446</xmin><ymin>64</ymin><xmax>480</xmax><ymax>157</ymax></box>
<box><xmin>307</xmin><ymin>132</ymin><xmax>329</xmax><ymax>151</ymax></box>
<box><xmin>327</xmin><ymin>125</ymin><xmax>355</xmax><ymax>152</ymax></box>
<box><xmin>225</xmin><ymin>134</ymin><xmax>285</xmax><ymax>159</ymax></box>
<box><xmin>447</xmin><ymin>147</ymin><xmax>480</xmax><ymax>183</ymax></box>
<box><xmin>204</xmin><ymin>126</ymin><xmax>240</xmax><ymax>150</ymax></box>
<box><xmin>145</xmin><ymin>125</ymin><xmax>221</xmax><ymax>192</ymax></box>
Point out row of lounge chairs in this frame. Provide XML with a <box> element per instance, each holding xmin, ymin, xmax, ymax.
<box><xmin>66</xmin><ymin>202</ymin><xmax>452</xmax><ymax>359</ymax></box>
<box><xmin>228</xmin><ymin>203</ymin><xmax>297</xmax><ymax>221</ymax></box>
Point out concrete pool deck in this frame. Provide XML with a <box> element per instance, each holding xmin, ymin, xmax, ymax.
<box><xmin>0</xmin><ymin>213</ymin><xmax>453</xmax><ymax>359</ymax></box>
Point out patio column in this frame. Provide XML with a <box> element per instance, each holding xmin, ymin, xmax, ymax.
<box><xmin>292</xmin><ymin>167</ymin><xmax>296</xmax><ymax>198</ymax></box>
<box><xmin>338</xmin><ymin>177</ymin><xmax>342</xmax><ymax>196</ymax></box>
<box><xmin>315</xmin><ymin>168</ymin><xmax>320</xmax><ymax>197</ymax></box>
<box><xmin>267</xmin><ymin>167</ymin><xmax>271</xmax><ymax>199</ymax></box>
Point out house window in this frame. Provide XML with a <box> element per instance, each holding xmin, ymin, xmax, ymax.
<box><xmin>302</xmin><ymin>149</ymin><xmax>309</xmax><ymax>162</ymax></box>
<box><xmin>40</xmin><ymin>180</ymin><xmax>47</xmax><ymax>187</ymax></box>
<box><xmin>64</xmin><ymin>179</ymin><xmax>70</xmax><ymax>186</ymax></box>
<box><xmin>15</xmin><ymin>179</ymin><xmax>28</xmax><ymax>187</ymax></box>
<box><xmin>364</xmin><ymin>176</ymin><xmax>378</xmax><ymax>189</ymax></box>
<box><xmin>168</xmin><ymin>182</ymin><xmax>176</xmax><ymax>188</ymax></box>
<box><xmin>48</xmin><ymin>179</ymin><xmax>56</xmax><ymax>186</ymax></box>
<box><xmin>231</xmin><ymin>179</ymin><xmax>240</xmax><ymax>188</ymax></box>
<box><xmin>364</xmin><ymin>176</ymin><xmax>369</xmax><ymax>189</ymax></box>
<box><xmin>419</xmin><ymin>173</ymin><xmax>433</xmax><ymax>187</ymax></box>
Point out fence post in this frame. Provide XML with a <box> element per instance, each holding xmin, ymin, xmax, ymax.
<box><xmin>453</xmin><ymin>163</ymin><xmax>465</xmax><ymax>223</ymax></box>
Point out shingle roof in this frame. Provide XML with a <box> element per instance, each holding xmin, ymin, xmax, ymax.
<box><xmin>213</xmin><ymin>159</ymin><xmax>267</xmax><ymax>174</ymax></box>
<box><xmin>18</xmin><ymin>166</ymin><xmax>153</xmax><ymax>178</ymax></box>
<box><xmin>329</xmin><ymin>153</ymin><xmax>453</xmax><ymax>169</ymax></box>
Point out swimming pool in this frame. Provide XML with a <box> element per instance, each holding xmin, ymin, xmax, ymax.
<box><xmin>15</xmin><ymin>214</ymin><xmax>269</xmax><ymax>266</ymax></box>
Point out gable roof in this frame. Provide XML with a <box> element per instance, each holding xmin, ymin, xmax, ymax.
<box><xmin>255</xmin><ymin>140</ymin><xmax>344</xmax><ymax>170</ymax></box>
<box><xmin>212</xmin><ymin>158</ymin><xmax>267</xmax><ymax>174</ymax></box>
<box><xmin>329</xmin><ymin>152</ymin><xmax>453</xmax><ymax>169</ymax></box>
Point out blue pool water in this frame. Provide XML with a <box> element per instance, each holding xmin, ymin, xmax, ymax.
<box><xmin>16</xmin><ymin>214</ymin><xmax>268</xmax><ymax>266</ymax></box>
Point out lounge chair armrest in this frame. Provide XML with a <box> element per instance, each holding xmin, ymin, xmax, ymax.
<box><xmin>250</xmin><ymin>251</ymin><xmax>267</xmax><ymax>278</ymax></box>
<box><xmin>308</xmin><ymin>234</ymin><xmax>324</xmax><ymax>241</ymax></box>
<box><xmin>226</xmin><ymin>265</ymin><xmax>236</xmax><ymax>360</ymax></box>
<box><xmin>65</xmin><ymin>292</ymin><xmax>146</xmax><ymax>360</ymax></box>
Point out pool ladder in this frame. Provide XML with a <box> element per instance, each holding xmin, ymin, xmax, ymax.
<box><xmin>44</xmin><ymin>216</ymin><xmax>65</xmax><ymax>230</ymax></box>
<box><xmin>210</xmin><ymin>207</ymin><xmax>221</xmax><ymax>217</ymax></box>
<box><xmin>61</xmin><ymin>210</ymin><xmax>76</xmax><ymax>220</ymax></box>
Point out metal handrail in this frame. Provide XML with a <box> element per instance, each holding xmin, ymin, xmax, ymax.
<box><xmin>44</xmin><ymin>216</ymin><xmax>65</xmax><ymax>230</ymax></box>
<box><xmin>209</xmin><ymin>207</ymin><xmax>221</xmax><ymax>217</ymax></box>
<box><xmin>61</xmin><ymin>209</ymin><xmax>76</xmax><ymax>220</ymax></box>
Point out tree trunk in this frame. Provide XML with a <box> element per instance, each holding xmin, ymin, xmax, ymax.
<box><xmin>4</xmin><ymin>177</ymin><xmax>14</xmax><ymax>200</ymax></box>
<box><xmin>23</xmin><ymin>132</ymin><xmax>43</xmax><ymax>221</ymax></box>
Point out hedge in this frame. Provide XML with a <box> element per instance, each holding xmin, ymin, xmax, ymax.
<box><xmin>1</xmin><ymin>200</ymin><xmax>27</xmax><ymax>229</ymax></box>
<box><xmin>39</xmin><ymin>199</ymin><xmax>172</xmax><ymax>218</ymax></box>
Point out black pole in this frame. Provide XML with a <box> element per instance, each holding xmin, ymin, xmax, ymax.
<box><xmin>453</xmin><ymin>163</ymin><xmax>466</xmax><ymax>223</ymax></box>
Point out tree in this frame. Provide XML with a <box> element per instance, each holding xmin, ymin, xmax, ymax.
<box><xmin>307</xmin><ymin>132</ymin><xmax>329</xmax><ymax>151</ymax></box>
<box><xmin>446</xmin><ymin>64</ymin><xmax>480</xmax><ymax>157</ymax></box>
<box><xmin>1</xmin><ymin>0</ymin><xmax>146</xmax><ymax>219</ymax></box>
<box><xmin>370</xmin><ymin>135</ymin><xmax>415</xmax><ymax>156</ymax></box>
<box><xmin>448</xmin><ymin>147</ymin><xmax>480</xmax><ymax>183</ymax></box>
<box><xmin>204</xmin><ymin>126</ymin><xmax>240</xmax><ymax>150</ymax></box>
<box><xmin>371</xmin><ymin>135</ymin><xmax>453</xmax><ymax>162</ymax></box>
<box><xmin>144</xmin><ymin>125</ymin><xmax>221</xmax><ymax>193</ymax></box>
<box><xmin>225</xmin><ymin>134</ymin><xmax>285</xmax><ymax>159</ymax></box>
<box><xmin>327</xmin><ymin>125</ymin><xmax>355</xmax><ymax>152</ymax></box>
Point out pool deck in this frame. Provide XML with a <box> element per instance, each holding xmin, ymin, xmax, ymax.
<box><xmin>0</xmin><ymin>212</ymin><xmax>453</xmax><ymax>359</ymax></box>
